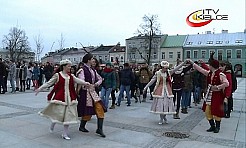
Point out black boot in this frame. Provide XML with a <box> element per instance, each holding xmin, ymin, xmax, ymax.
<box><xmin>214</xmin><ymin>120</ymin><xmax>221</xmax><ymax>133</ymax></box>
<box><xmin>79</xmin><ymin>120</ymin><xmax>89</xmax><ymax>132</ymax></box>
<box><xmin>206</xmin><ymin>119</ymin><xmax>215</xmax><ymax>132</ymax></box>
<box><xmin>225</xmin><ymin>111</ymin><xmax>230</xmax><ymax>118</ymax></box>
<box><xmin>96</xmin><ymin>118</ymin><xmax>106</xmax><ymax>138</ymax></box>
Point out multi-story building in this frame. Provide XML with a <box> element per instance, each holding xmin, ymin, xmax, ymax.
<box><xmin>0</xmin><ymin>47</ymin><xmax>35</xmax><ymax>62</ymax></box>
<box><xmin>91</xmin><ymin>45</ymin><xmax>114</xmax><ymax>64</ymax></box>
<box><xmin>41</xmin><ymin>47</ymin><xmax>95</xmax><ymax>64</ymax></box>
<box><xmin>160</xmin><ymin>35</ymin><xmax>187</xmax><ymax>67</ymax></box>
<box><xmin>125</xmin><ymin>35</ymin><xmax>167</xmax><ymax>65</ymax></box>
<box><xmin>183</xmin><ymin>30</ymin><xmax>246</xmax><ymax>77</ymax></box>
<box><xmin>109</xmin><ymin>43</ymin><xmax>126</xmax><ymax>65</ymax></box>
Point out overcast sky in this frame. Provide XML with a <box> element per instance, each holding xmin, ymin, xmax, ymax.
<box><xmin>0</xmin><ymin>0</ymin><xmax>245</xmax><ymax>55</ymax></box>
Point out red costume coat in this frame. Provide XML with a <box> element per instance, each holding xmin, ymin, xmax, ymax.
<box><xmin>47</xmin><ymin>72</ymin><xmax>77</xmax><ymax>104</ymax></box>
<box><xmin>202</xmin><ymin>70</ymin><xmax>225</xmax><ymax>117</ymax></box>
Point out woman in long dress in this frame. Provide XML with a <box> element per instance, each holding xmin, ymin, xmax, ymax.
<box><xmin>35</xmin><ymin>59</ymin><xmax>90</xmax><ymax>140</ymax></box>
<box><xmin>144</xmin><ymin>60</ymin><xmax>186</xmax><ymax>124</ymax></box>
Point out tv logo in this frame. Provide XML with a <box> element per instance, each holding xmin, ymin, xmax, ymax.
<box><xmin>186</xmin><ymin>9</ymin><xmax>228</xmax><ymax>27</ymax></box>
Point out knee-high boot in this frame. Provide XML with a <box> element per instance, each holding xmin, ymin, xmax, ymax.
<box><xmin>79</xmin><ymin>120</ymin><xmax>89</xmax><ymax>132</ymax></box>
<box><xmin>96</xmin><ymin>118</ymin><xmax>106</xmax><ymax>138</ymax></box>
<box><xmin>214</xmin><ymin>120</ymin><xmax>221</xmax><ymax>133</ymax></box>
<box><xmin>206</xmin><ymin>119</ymin><xmax>215</xmax><ymax>132</ymax></box>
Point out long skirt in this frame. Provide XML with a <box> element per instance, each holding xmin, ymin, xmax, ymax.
<box><xmin>150</xmin><ymin>91</ymin><xmax>176</xmax><ymax>115</ymax></box>
<box><xmin>39</xmin><ymin>103</ymin><xmax>79</xmax><ymax>125</ymax></box>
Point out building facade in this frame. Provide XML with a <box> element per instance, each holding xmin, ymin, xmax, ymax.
<box><xmin>160</xmin><ymin>35</ymin><xmax>187</xmax><ymax>67</ymax></box>
<box><xmin>109</xmin><ymin>43</ymin><xmax>126</xmax><ymax>65</ymax></box>
<box><xmin>125</xmin><ymin>35</ymin><xmax>167</xmax><ymax>65</ymax></box>
<box><xmin>41</xmin><ymin>47</ymin><xmax>95</xmax><ymax>64</ymax></box>
<box><xmin>183</xmin><ymin>30</ymin><xmax>246</xmax><ymax>77</ymax></box>
<box><xmin>0</xmin><ymin>48</ymin><xmax>35</xmax><ymax>62</ymax></box>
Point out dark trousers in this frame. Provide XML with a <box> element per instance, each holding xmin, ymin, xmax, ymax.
<box><xmin>20</xmin><ymin>80</ymin><xmax>26</xmax><ymax>91</ymax></box>
<box><xmin>139</xmin><ymin>83</ymin><xmax>148</xmax><ymax>98</ymax></box>
<box><xmin>4</xmin><ymin>76</ymin><xmax>8</xmax><ymax>92</ymax></box>
<box><xmin>26</xmin><ymin>78</ymin><xmax>31</xmax><ymax>89</ymax></box>
<box><xmin>130</xmin><ymin>85</ymin><xmax>136</xmax><ymax>98</ymax></box>
<box><xmin>228</xmin><ymin>95</ymin><xmax>233</xmax><ymax>113</ymax></box>
<box><xmin>173</xmin><ymin>89</ymin><xmax>182</xmax><ymax>112</ymax></box>
<box><xmin>111</xmin><ymin>89</ymin><xmax>116</xmax><ymax>105</ymax></box>
<box><xmin>0</xmin><ymin>75</ymin><xmax>6</xmax><ymax>93</ymax></box>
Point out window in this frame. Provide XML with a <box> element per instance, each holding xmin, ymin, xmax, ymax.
<box><xmin>146</xmin><ymin>53</ymin><xmax>149</xmax><ymax>58</ymax></box>
<box><xmin>132</xmin><ymin>53</ymin><xmax>135</xmax><ymax>59</ymax></box>
<box><xmin>74</xmin><ymin>58</ymin><xmax>76</xmax><ymax>61</ymax></box>
<box><xmin>161</xmin><ymin>52</ymin><xmax>165</xmax><ymax>59</ymax></box>
<box><xmin>207</xmin><ymin>41</ymin><xmax>213</xmax><ymax>44</ymax></box>
<box><xmin>105</xmin><ymin>56</ymin><xmax>108</xmax><ymax>61</ymax></box>
<box><xmin>99</xmin><ymin>56</ymin><xmax>102</xmax><ymax>59</ymax></box>
<box><xmin>216</xmin><ymin>41</ymin><xmax>223</xmax><ymax>44</ymax></box>
<box><xmin>186</xmin><ymin>42</ymin><xmax>193</xmax><ymax>45</ymax></box>
<box><xmin>209</xmin><ymin>50</ymin><xmax>215</xmax><ymax>56</ymax></box>
<box><xmin>177</xmin><ymin>52</ymin><xmax>181</xmax><ymax>59</ymax></box>
<box><xmin>128</xmin><ymin>42</ymin><xmax>132</xmax><ymax>48</ymax></box>
<box><xmin>198</xmin><ymin>41</ymin><xmax>202</xmax><ymax>45</ymax></box>
<box><xmin>186</xmin><ymin>51</ymin><xmax>191</xmax><ymax>58</ymax></box>
<box><xmin>193</xmin><ymin>51</ymin><xmax>198</xmax><ymax>59</ymax></box>
<box><xmin>225</xmin><ymin>41</ymin><xmax>229</xmax><ymax>44</ymax></box>
<box><xmin>153</xmin><ymin>52</ymin><xmax>157</xmax><ymax>59</ymax></box>
<box><xmin>218</xmin><ymin>50</ymin><xmax>223</xmax><ymax>60</ymax></box>
<box><xmin>235</xmin><ymin>40</ymin><xmax>243</xmax><ymax>43</ymax></box>
<box><xmin>111</xmin><ymin>57</ymin><xmax>114</xmax><ymax>62</ymax></box>
<box><xmin>201</xmin><ymin>51</ymin><xmax>206</xmax><ymax>58</ymax></box>
<box><xmin>236</xmin><ymin>50</ymin><xmax>241</xmax><ymax>58</ymax></box>
<box><xmin>227</xmin><ymin>50</ymin><xmax>231</xmax><ymax>59</ymax></box>
<box><xmin>120</xmin><ymin>56</ymin><xmax>124</xmax><ymax>62</ymax></box>
<box><xmin>169</xmin><ymin>52</ymin><xmax>173</xmax><ymax>59</ymax></box>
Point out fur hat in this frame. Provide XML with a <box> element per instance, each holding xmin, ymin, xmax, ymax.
<box><xmin>160</xmin><ymin>61</ymin><xmax>169</xmax><ymax>68</ymax></box>
<box><xmin>60</xmin><ymin>59</ymin><xmax>72</xmax><ymax>65</ymax></box>
<box><xmin>208</xmin><ymin>52</ymin><xmax>219</xmax><ymax>69</ymax></box>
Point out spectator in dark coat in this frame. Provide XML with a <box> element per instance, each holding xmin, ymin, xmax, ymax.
<box><xmin>0</xmin><ymin>58</ymin><xmax>7</xmax><ymax>94</ymax></box>
<box><xmin>43</xmin><ymin>62</ymin><xmax>54</xmax><ymax>82</ymax></box>
<box><xmin>116</xmin><ymin>63</ymin><xmax>135</xmax><ymax>106</ymax></box>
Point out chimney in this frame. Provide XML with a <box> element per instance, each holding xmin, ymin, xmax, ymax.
<box><xmin>222</xmin><ymin>30</ymin><xmax>228</xmax><ymax>33</ymax></box>
<box><xmin>205</xmin><ymin>31</ymin><xmax>211</xmax><ymax>34</ymax></box>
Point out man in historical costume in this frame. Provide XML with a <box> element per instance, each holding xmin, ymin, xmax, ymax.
<box><xmin>77</xmin><ymin>53</ymin><xmax>106</xmax><ymax>137</ymax></box>
<box><xmin>191</xmin><ymin>53</ymin><xmax>229</xmax><ymax>133</ymax></box>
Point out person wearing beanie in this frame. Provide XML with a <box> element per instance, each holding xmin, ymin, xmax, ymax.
<box><xmin>143</xmin><ymin>60</ymin><xmax>186</xmax><ymax>125</ymax></box>
<box><xmin>35</xmin><ymin>59</ymin><xmax>90</xmax><ymax>140</ymax></box>
<box><xmin>189</xmin><ymin>52</ymin><xmax>229</xmax><ymax>133</ymax></box>
<box><xmin>100</xmin><ymin>62</ymin><xmax>116</xmax><ymax>109</ymax></box>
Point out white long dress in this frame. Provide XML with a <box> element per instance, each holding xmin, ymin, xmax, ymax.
<box><xmin>38</xmin><ymin>72</ymin><xmax>86</xmax><ymax>125</ymax></box>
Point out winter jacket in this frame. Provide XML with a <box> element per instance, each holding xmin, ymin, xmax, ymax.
<box><xmin>101</xmin><ymin>68</ymin><xmax>116</xmax><ymax>89</ymax></box>
<box><xmin>119</xmin><ymin>68</ymin><xmax>134</xmax><ymax>86</ymax></box>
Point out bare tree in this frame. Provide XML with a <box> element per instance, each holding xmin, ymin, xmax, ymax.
<box><xmin>78</xmin><ymin>42</ymin><xmax>90</xmax><ymax>53</ymax></box>
<box><xmin>58</xmin><ymin>33</ymin><xmax>65</xmax><ymax>50</ymax></box>
<box><xmin>34</xmin><ymin>34</ymin><xmax>44</xmax><ymax>62</ymax></box>
<box><xmin>137</xmin><ymin>14</ymin><xmax>161</xmax><ymax>65</ymax></box>
<box><xmin>2</xmin><ymin>27</ymin><xmax>31</xmax><ymax>61</ymax></box>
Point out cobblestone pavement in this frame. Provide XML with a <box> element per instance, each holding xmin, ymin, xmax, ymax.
<box><xmin>0</xmin><ymin>99</ymin><xmax>245</xmax><ymax>148</ymax></box>
<box><xmin>0</xmin><ymin>78</ymin><xmax>245</xmax><ymax>147</ymax></box>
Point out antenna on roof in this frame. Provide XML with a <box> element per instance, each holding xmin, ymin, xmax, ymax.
<box><xmin>213</xmin><ymin>28</ymin><xmax>215</xmax><ymax>34</ymax></box>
